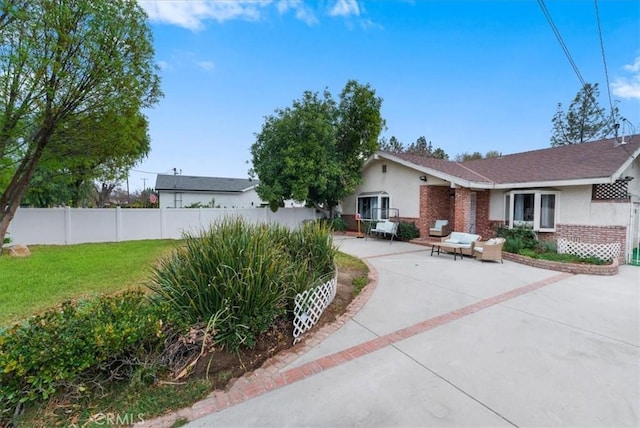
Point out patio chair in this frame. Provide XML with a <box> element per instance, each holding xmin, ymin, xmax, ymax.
<box><xmin>473</xmin><ymin>237</ymin><xmax>506</xmax><ymax>263</ymax></box>
<box><xmin>369</xmin><ymin>220</ymin><xmax>398</xmax><ymax>243</ymax></box>
<box><xmin>429</xmin><ymin>219</ymin><xmax>449</xmax><ymax>237</ymax></box>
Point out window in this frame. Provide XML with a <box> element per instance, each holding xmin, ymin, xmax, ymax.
<box><xmin>382</xmin><ymin>164</ymin><xmax>387</xmax><ymax>173</ymax></box>
<box><xmin>504</xmin><ymin>190</ymin><xmax>558</xmax><ymax>231</ymax></box>
<box><xmin>357</xmin><ymin>192</ymin><xmax>390</xmax><ymax>220</ymax></box>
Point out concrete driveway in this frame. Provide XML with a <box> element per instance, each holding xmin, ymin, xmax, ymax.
<box><xmin>144</xmin><ymin>236</ymin><xmax>639</xmax><ymax>427</ymax></box>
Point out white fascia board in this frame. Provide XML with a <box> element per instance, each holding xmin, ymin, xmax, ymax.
<box><xmin>491</xmin><ymin>177</ymin><xmax>613</xmax><ymax>189</ymax></box>
<box><xmin>610</xmin><ymin>147</ymin><xmax>640</xmax><ymax>181</ymax></box>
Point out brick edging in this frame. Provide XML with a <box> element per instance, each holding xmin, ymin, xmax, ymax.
<box><xmin>502</xmin><ymin>252</ymin><xmax>619</xmax><ymax>275</ymax></box>
<box><xmin>137</xmin><ymin>258</ymin><xmax>380</xmax><ymax>427</ymax></box>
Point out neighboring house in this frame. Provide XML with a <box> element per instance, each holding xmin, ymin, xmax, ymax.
<box><xmin>342</xmin><ymin>135</ymin><xmax>640</xmax><ymax>263</ymax></box>
<box><xmin>155</xmin><ymin>174</ymin><xmax>263</xmax><ymax>209</ymax></box>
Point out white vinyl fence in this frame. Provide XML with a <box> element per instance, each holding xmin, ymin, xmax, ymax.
<box><xmin>7</xmin><ymin>207</ymin><xmax>319</xmax><ymax>245</ymax></box>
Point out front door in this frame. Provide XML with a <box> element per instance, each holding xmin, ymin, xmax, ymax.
<box><xmin>470</xmin><ymin>192</ymin><xmax>477</xmax><ymax>234</ymax></box>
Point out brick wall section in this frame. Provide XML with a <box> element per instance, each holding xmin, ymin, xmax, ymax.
<box><xmin>503</xmin><ymin>252</ymin><xmax>619</xmax><ymax>275</ymax></box>
<box><xmin>475</xmin><ymin>191</ymin><xmax>491</xmax><ymax>239</ymax></box>
<box><xmin>453</xmin><ymin>187</ymin><xmax>471</xmax><ymax>233</ymax></box>
<box><xmin>420</xmin><ymin>185</ymin><xmax>451</xmax><ymax>237</ymax></box>
<box><xmin>557</xmin><ymin>224</ymin><xmax>627</xmax><ymax>264</ymax></box>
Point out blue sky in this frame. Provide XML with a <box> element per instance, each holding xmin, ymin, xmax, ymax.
<box><xmin>132</xmin><ymin>0</ymin><xmax>640</xmax><ymax>190</ymax></box>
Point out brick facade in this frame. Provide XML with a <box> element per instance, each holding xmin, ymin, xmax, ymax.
<box><xmin>419</xmin><ymin>185</ymin><xmax>451</xmax><ymax>237</ymax></box>
<box><xmin>556</xmin><ymin>224</ymin><xmax>627</xmax><ymax>264</ymax></box>
<box><xmin>475</xmin><ymin>191</ymin><xmax>491</xmax><ymax>239</ymax></box>
<box><xmin>453</xmin><ymin>187</ymin><xmax>471</xmax><ymax>233</ymax></box>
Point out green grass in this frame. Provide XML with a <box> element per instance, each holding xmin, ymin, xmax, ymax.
<box><xmin>0</xmin><ymin>240</ymin><xmax>180</xmax><ymax>326</ymax></box>
<box><xmin>17</xmin><ymin>378</ymin><xmax>211</xmax><ymax>427</ymax></box>
<box><xmin>335</xmin><ymin>252</ymin><xmax>368</xmax><ymax>271</ymax></box>
<box><xmin>3</xmin><ymin>239</ymin><xmax>370</xmax><ymax>426</ymax></box>
<box><xmin>336</xmin><ymin>252</ymin><xmax>370</xmax><ymax>295</ymax></box>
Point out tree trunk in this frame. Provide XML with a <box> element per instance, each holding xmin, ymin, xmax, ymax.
<box><xmin>0</xmin><ymin>131</ymin><xmax>51</xmax><ymax>253</ymax></box>
<box><xmin>95</xmin><ymin>182</ymin><xmax>116</xmax><ymax>208</ymax></box>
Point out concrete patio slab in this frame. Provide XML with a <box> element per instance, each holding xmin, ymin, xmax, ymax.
<box><xmin>139</xmin><ymin>236</ymin><xmax>639</xmax><ymax>428</ymax></box>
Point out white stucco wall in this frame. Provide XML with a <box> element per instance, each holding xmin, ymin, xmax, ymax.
<box><xmin>342</xmin><ymin>159</ymin><xmax>446</xmax><ymax>218</ymax></box>
<box><xmin>489</xmin><ymin>185</ymin><xmax>630</xmax><ymax>226</ymax></box>
<box><xmin>622</xmin><ymin>158</ymin><xmax>640</xmax><ymax>202</ymax></box>
<box><xmin>159</xmin><ymin>189</ymin><xmax>263</xmax><ymax>209</ymax></box>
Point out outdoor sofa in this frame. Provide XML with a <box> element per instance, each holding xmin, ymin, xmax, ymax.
<box><xmin>441</xmin><ymin>231</ymin><xmax>481</xmax><ymax>256</ymax></box>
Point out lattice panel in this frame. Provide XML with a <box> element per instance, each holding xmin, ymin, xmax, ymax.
<box><xmin>557</xmin><ymin>238</ymin><xmax>620</xmax><ymax>261</ymax></box>
<box><xmin>592</xmin><ymin>181</ymin><xmax>629</xmax><ymax>200</ymax></box>
<box><xmin>293</xmin><ymin>276</ymin><xmax>337</xmax><ymax>344</ymax></box>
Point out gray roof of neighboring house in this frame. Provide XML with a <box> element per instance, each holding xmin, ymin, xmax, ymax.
<box><xmin>383</xmin><ymin>134</ymin><xmax>640</xmax><ymax>186</ymax></box>
<box><xmin>155</xmin><ymin>174</ymin><xmax>257</xmax><ymax>192</ymax></box>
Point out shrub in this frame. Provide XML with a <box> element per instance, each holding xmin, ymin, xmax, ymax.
<box><xmin>284</xmin><ymin>221</ymin><xmax>338</xmax><ymax>297</ymax></box>
<box><xmin>396</xmin><ymin>221</ymin><xmax>420</xmax><ymax>241</ymax></box>
<box><xmin>517</xmin><ymin>248</ymin><xmax>608</xmax><ymax>265</ymax></box>
<box><xmin>0</xmin><ymin>290</ymin><xmax>167</xmax><ymax>423</ymax></box>
<box><xmin>497</xmin><ymin>226</ymin><xmax>537</xmax><ymax>253</ymax></box>
<box><xmin>320</xmin><ymin>217</ymin><xmax>347</xmax><ymax>232</ymax></box>
<box><xmin>2</xmin><ymin>233</ymin><xmax>10</xmax><ymax>245</ymax></box>
<box><xmin>518</xmin><ymin>248</ymin><xmax>538</xmax><ymax>258</ymax></box>
<box><xmin>149</xmin><ymin>218</ymin><xmax>336</xmax><ymax>349</ymax></box>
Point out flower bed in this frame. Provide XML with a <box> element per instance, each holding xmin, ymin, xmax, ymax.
<box><xmin>503</xmin><ymin>252</ymin><xmax>619</xmax><ymax>275</ymax></box>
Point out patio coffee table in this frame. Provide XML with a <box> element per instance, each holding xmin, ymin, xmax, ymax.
<box><xmin>431</xmin><ymin>242</ymin><xmax>465</xmax><ymax>261</ymax></box>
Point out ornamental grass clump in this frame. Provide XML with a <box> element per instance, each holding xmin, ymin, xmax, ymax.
<box><xmin>149</xmin><ymin>218</ymin><xmax>336</xmax><ymax>349</ymax></box>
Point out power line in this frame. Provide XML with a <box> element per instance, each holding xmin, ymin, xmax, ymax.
<box><xmin>594</xmin><ymin>0</ymin><xmax>616</xmax><ymax>129</ymax></box>
<box><xmin>537</xmin><ymin>0</ymin><xmax>586</xmax><ymax>87</ymax></box>
<box><xmin>538</xmin><ymin>0</ymin><xmax>633</xmax><ymax>155</ymax></box>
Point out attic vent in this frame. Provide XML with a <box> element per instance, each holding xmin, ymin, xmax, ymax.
<box><xmin>592</xmin><ymin>180</ymin><xmax>630</xmax><ymax>201</ymax></box>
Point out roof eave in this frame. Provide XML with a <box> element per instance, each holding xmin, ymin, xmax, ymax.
<box><xmin>375</xmin><ymin>152</ymin><xmax>493</xmax><ymax>188</ymax></box>
<box><xmin>491</xmin><ymin>177</ymin><xmax>614</xmax><ymax>189</ymax></box>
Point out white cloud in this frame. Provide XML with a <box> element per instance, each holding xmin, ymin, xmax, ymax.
<box><xmin>196</xmin><ymin>60</ymin><xmax>215</xmax><ymax>71</ymax></box>
<box><xmin>612</xmin><ymin>57</ymin><xmax>640</xmax><ymax>100</ymax></box>
<box><xmin>329</xmin><ymin>0</ymin><xmax>360</xmax><ymax>17</ymax></box>
<box><xmin>276</xmin><ymin>0</ymin><xmax>318</xmax><ymax>25</ymax></box>
<box><xmin>623</xmin><ymin>57</ymin><xmax>640</xmax><ymax>73</ymax></box>
<box><xmin>138</xmin><ymin>0</ymin><xmax>272</xmax><ymax>30</ymax></box>
<box><xmin>360</xmin><ymin>18</ymin><xmax>382</xmax><ymax>31</ymax></box>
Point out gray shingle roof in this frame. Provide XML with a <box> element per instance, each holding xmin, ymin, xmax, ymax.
<box><xmin>462</xmin><ymin>135</ymin><xmax>640</xmax><ymax>184</ymax></box>
<box><xmin>383</xmin><ymin>135</ymin><xmax>640</xmax><ymax>186</ymax></box>
<box><xmin>155</xmin><ymin>175</ymin><xmax>257</xmax><ymax>192</ymax></box>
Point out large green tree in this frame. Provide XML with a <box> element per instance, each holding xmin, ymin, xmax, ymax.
<box><xmin>551</xmin><ymin>83</ymin><xmax>619</xmax><ymax>146</ymax></box>
<box><xmin>455</xmin><ymin>150</ymin><xmax>502</xmax><ymax>162</ymax></box>
<box><xmin>250</xmin><ymin>80</ymin><xmax>384</xmax><ymax>215</ymax></box>
<box><xmin>379</xmin><ymin>135</ymin><xmax>449</xmax><ymax>159</ymax></box>
<box><xmin>379</xmin><ymin>136</ymin><xmax>404</xmax><ymax>153</ymax></box>
<box><xmin>0</xmin><ymin>0</ymin><xmax>161</xmax><ymax>249</ymax></box>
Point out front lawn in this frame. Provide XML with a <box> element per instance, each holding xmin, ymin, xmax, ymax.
<box><xmin>0</xmin><ymin>240</ymin><xmax>180</xmax><ymax>326</ymax></box>
<box><xmin>1</xmin><ymin>225</ymin><xmax>369</xmax><ymax>427</ymax></box>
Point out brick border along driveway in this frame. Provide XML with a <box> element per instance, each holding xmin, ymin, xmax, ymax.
<box><xmin>139</xmin><ymin>260</ymin><xmax>572</xmax><ymax>427</ymax></box>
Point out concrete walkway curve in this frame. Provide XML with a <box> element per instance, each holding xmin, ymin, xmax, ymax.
<box><xmin>139</xmin><ymin>236</ymin><xmax>640</xmax><ymax>428</ymax></box>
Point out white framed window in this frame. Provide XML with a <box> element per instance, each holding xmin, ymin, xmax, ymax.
<box><xmin>504</xmin><ymin>190</ymin><xmax>558</xmax><ymax>232</ymax></box>
<box><xmin>357</xmin><ymin>191</ymin><xmax>390</xmax><ymax>220</ymax></box>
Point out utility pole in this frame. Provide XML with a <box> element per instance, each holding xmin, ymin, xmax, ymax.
<box><xmin>141</xmin><ymin>178</ymin><xmax>147</xmax><ymax>190</ymax></box>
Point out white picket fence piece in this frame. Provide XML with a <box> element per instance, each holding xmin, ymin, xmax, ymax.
<box><xmin>557</xmin><ymin>238</ymin><xmax>620</xmax><ymax>261</ymax></box>
<box><xmin>293</xmin><ymin>274</ymin><xmax>337</xmax><ymax>344</ymax></box>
